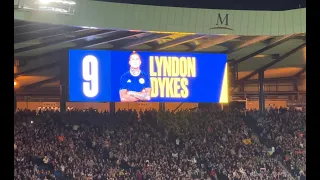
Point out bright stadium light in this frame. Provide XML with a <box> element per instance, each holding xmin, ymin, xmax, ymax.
<box><xmin>57</xmin><ymin>0</ymin><xmax>76</xmax><ymax>5</ymax></box>
<box><xmin>38</xmin><ymin>0</ymin><xmax>76</xmax><ymax>5</ymax></box>
<box><xmin>38</xmin><ymin>0</ymin><xmax>54</xmax><ymax>4</ymax></box>
<box><xmin>16</xmin><ymin>0</ymin><xmax>76</xmax><ymax>15</ymax></box>
<box><xmin>39</xmin><ymin>6</ymin><xmax>68</xmax><ymax>13</ymax></box>
<box><xmin>81</xmin><ymin>26</ymin><xmax>98</xmax><ymax>29</ymax></box>
<box><xmin>14</xmin><ymin>81</ymin><xmax>17</xmax><ymax>86</ymax></box>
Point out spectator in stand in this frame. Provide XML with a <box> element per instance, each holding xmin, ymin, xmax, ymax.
<box><xmin>246</xmin><ymin>107</ymin><xmax>306</xmax><ymax>179</ymax></box>
<box><xmin>14</xmin><ymin>107</ymin><xmax>302</xmax><ymax>179</ymax></box>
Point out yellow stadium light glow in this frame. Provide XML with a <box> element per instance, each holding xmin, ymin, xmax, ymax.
<box><xmin>14</xmin><ymin>81</ymin><xmax>17</xmax><ymax>86</ymax></box>
<box><xmin>254</xmin><ymin>54</ymin><xmax>267</xmax><ymax>58</ymax></box>
<box><xmin>148</xmin><ymin>31</ymin><xmax>195</xmax><ymax>35</ymax></box>
<box><xmin>219</xmin><ymin>63</ymin><xmax>229</xmax><ymax>103</ymax></box>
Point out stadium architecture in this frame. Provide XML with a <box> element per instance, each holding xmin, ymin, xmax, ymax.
<box><xmin>14</xmin><ymin>0</ymin><xmax>306</xmax><ymax>112</ymax></box>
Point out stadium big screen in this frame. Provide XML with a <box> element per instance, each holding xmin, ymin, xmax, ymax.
<box><xmin>69</xmin><ymin>50</ymin><xmax>228</xmax><ymax>103</ymax></box>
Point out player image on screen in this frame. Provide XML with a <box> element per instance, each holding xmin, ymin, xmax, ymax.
<box><xmin>119</xmin><ymin>51</ymin><xmax>151</xmax><ymax>102</ymax></box>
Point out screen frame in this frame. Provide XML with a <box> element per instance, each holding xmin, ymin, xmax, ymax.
<box><xmin>68</xmin><ymin>49</ymin><xmax>228</xmax><ymax>103</ymax></box>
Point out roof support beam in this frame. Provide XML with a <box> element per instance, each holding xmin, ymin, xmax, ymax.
<box><xmin>14</xmin><ymin>20</ymin><xmax>35</xmax><ymax>27</ymax></box>
<box><xmin>15</xmin><ymin>30</ymin><xmax>118</xmax><ymax>57</ymax></box>
<box><xmin>242</xmin><ymin>77</ymin><xmax>295</xmax><ymax>84</ymax></box>
<box><xmin>294</xmin><ymin>66</ymin><xmax>306</xmax><ymax>77</ymax></box>
<box><xmin>15</xmin><ymin>31</ymin><xmax>142</xmax><ymax>62</ymax></box>
<box><xmin>231</xmin><ymin>91</ymin><xmax>306</xmax><ymax>96</ymax></box>
<box><xmin>14</xmin><ymin>29</ymin><xmax>105</xmax><ymax>53</ymax></box>
<box><xmin>120</xmin><ymin>33</ymin><xmax>172</xmax><ymax>49</ymax></box>
<box><xmin>14</xmin><ymin>26</ymin><xmax>80</xmax><ymax>43</ymax></box>
<box><xmin>231</xmin><ymin>34</ymin><xmax>301</xmax><ymax>66</ymax></box>
<box><xmin>267</xmin><ymin>34</ymin><xmax>304</xmax><ymax>45</ymax></box>
<box><xmin>228</xmin><ymin>36</ymin><xmax>270</xmax><ymax>53</ymax></box>
<box><xmin>14</xmin><ymin>61</ymin><xmax>61</xmax><ymax>78</ymax></box>
<box><xmin>14</xmin><ymin>22</ymin><xmax>38</xmax><ymax>29</ymax></box>
<box><xmin>15</xmin><ymin>25</ymin><xmax>62</xmax><ymax>36</ymax></box>
<box><xmin>240</xmin><ymin>43</ymin><xmax>306</xmax><ymax>81</ymax></box>
<box><xmin>21</xmin><ymin>76</ymin><xmax>60</xmax><ymax>90</ymax></box>
<box><xmin>85</xmin><ymin>32</ymin><xmax>149</xmax><ymax>48</ymax></box>
<box><xmin>155</xmin><ymin>35</ymin><xmax>206</xmax><ymax>50</ymax></box>
<box><xmin>15</xmin><ymin>87</ymin><xmax>60</xmax><ymax>95</ymax></box>
<box><xmin>193</xmin><ymin>35</ymin><xmax>239</xmax><ymax>51</ymax></box>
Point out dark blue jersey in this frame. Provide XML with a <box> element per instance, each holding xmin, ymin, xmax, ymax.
<box><xmin>119</xmin><ymin>71</ymin><xmax>151</xmax><ymax>92</ymax></box>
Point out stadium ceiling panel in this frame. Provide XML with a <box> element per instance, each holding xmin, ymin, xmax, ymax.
<box><xmin>14</xmin><ymin>23</ymin><xmax>58</xmax><ymax>36</ymax></box>
<box><xmin>150</xmin><ymin>34</ymin><xmax>187</xmax><ymax>47</ymax></box>
<box><xmin>14</xmin><ymin>21</ymin><xmax>81</xmax><ymax>44</ymax></box>
<box><xmin>14</xmin><ymin>29</ymin><xmax>107</xmax><ymax>53</ymax></box>
<box><xmin>244</xmin><ymin>68</ymin><xmax>303</xmax><ymax>81</ymax></box>
<box><xmin>193</xmin><ymin>35</ymin><xmax>239</xmax><ymax>51</ymax></box>
<box><xmin>14</xmin><ymin>19</ymin><xmax>34</xmax><ymax>27</ymax></box>
<box><xmin>227</xmin><ymin>36</ymin><xmax>271</xmax><ymax>53</ymax></box>
<box><xmin>14</xmin><ymin>20</ymin><xmax>305</xmax><ymax>93</ymax></box>
<box><xmin>230</xmin><ymin>34</ymin><xmax>301</xmax><ymax>66</ymax></box>
<box><xmin>86</xmin><ymin>32</ymin><xmax>150</xmax><ymax>49</ymax></box>
<box><xmin>14</xmin><ymin>61</ymin><xmax>60</xmax><ymax>79</ymax></box>
<box><xmin>120</xmin><ymin>33</ymin><xmax>172</xmax><ymax>49</ymax></box>
<box><xmin>20</xmin><ymin>76</ymin><xmax>60</xmax><ymax>90</ymax></box>
<box><xmin>294</xmin><ymin>66</ymin><xmax>306</xmax><ymax>78</ymax></box>
<box><xmin>154</xmin><ymin>34</ymin><xmax>206</xmax><ymax>50</ymax></box>
<box><xmin>239</xmin><ymin>43</ymin><xmax>306</xmax><ymax>81</ymax></box>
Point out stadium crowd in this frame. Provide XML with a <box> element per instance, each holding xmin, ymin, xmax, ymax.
<box><xmin>246</xmin><ymin>108</ymin><xmax>306</xmax><ymax>179</ymax></box>
<box><xmin>14</xmin><ymin>107</ymin><xmax>305</xmax><ymax>180</ymax></box>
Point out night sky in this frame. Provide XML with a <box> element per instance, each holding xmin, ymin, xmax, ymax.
<box><xmin>94</xmin><ymin>0</ymin><xmax>306</xmax><ymax>11</ymax></box>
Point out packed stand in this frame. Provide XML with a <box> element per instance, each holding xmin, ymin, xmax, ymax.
<box><xmin>15</xmin><ymin>108</ymin><xmax>292</xmax><ymax>179</ymax></box>
<box><xmin>246</xmin><ymin>108</ymin><xmax>306</xmax><ymax>179</ymax></box>
<box><xmin>155</xmin><ymin>109</ymin><xmax>290</xmax><ymax>179</ymax></box>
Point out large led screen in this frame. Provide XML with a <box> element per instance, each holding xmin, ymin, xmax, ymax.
<box><xmin>69</xmin><ymin>50</ymin><xmax>228</xmax><ymax>103</ymax></box>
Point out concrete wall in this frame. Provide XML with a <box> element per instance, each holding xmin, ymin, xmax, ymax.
<box><xmin>231</xmin><ymin>81</ymin><xmax>303</xmax><ymax>93</ymax></box>
<box><xmin>16</xmin><ymin>102</ymin><xmax>198</xmax><ymax>111</ymax></box>
<box><xmin>243</xmin><ymin>83</ymin><xmax>296</xmax><ymax>92</ymax></box>
<box><xmin>115</xmin><ymin>102</ymin><xmax>159</xmax><ymax>111</ymax></box>
<box><xmin>67</xmin><ymin>102</ymin><xmax>110</xmax><ymax>111</ymax></box>
<box><xmin>165</xmin><ymin>103</ymin><xmax>198</xmax><ymax>111</ymax></box>
<box><xmin>246</xmin><ymin>100</ymin><xmax>287</xmax><ymax>109</ymax></box>
<box><xmin>298</xmin><ymin>76</ymin><xmax>306</xmax><ymax>91</ymax></box>
<box><xmin>17</xmin><ymin>102</ymin><xmax>110</xmax><ymax>111</ymax></box>
<box><xmin>17</xmin><ymin>102</ymin><xmax>44</xmax><ymax>110</ymax></box>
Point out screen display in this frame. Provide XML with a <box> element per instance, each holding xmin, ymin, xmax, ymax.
<box><xmin>69</xmin><ymin>50</ymin><xmax>228</xmax><ymax>103</ymax></box>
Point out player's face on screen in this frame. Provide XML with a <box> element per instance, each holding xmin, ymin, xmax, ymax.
<box><xmin>129</xmin><ymin>54</ymin><xmax>141</xmax><ymax>69</ymax></box>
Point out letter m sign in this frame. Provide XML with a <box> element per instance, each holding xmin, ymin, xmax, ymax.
<box><xmin>216</xmin><ymin>13</ymin><xmax>229</xmax><ymax>26</ymax></box>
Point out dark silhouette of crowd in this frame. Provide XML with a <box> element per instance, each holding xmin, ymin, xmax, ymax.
<box><xmin>14</xmin><ymin>107</ymin><xmax>305</xmax><ymax>180</ymax></box>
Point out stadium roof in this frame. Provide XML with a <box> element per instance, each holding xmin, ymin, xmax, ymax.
<box><xmin>14</xmin><ymin>19</ymin><xmax>306</xmax><ymax>97</ymax></box>
<box><xmin>93</xmin><ymin>0</ymin><xmax>306</xmax><ymax>11</ymax></box>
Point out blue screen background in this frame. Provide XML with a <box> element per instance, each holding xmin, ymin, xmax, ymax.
<box><xmin>69</xmin><ymin>50</ymin><xmax>227</xmax><ymax>102</ymax></box>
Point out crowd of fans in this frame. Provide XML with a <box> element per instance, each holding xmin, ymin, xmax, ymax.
<box><xmin>246</xmin><ymin>108</ymin><xmax>306</xmax><ymax>179</ymax></box>
<box><xmin>14</xmin><ymin>107</ymin><xmax>305</xmax><ymax>180</ymax></box>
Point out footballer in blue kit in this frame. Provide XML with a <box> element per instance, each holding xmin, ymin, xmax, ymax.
<box><xmin>119</xmin><ymin>51</ymin><xmax>151</xmax><ymax>102</ymax></box>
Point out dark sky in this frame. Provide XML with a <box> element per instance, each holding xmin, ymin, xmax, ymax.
<box><xmin>95</xmin><ymin>0</ymin><xmax>305</xmax><ymax>11</ymax></box>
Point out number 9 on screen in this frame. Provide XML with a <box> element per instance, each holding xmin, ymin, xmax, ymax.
<box><xmin>82</xmin><ymin>55</ymin><xmax>99</xmax><ymax>98</ymax></box>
